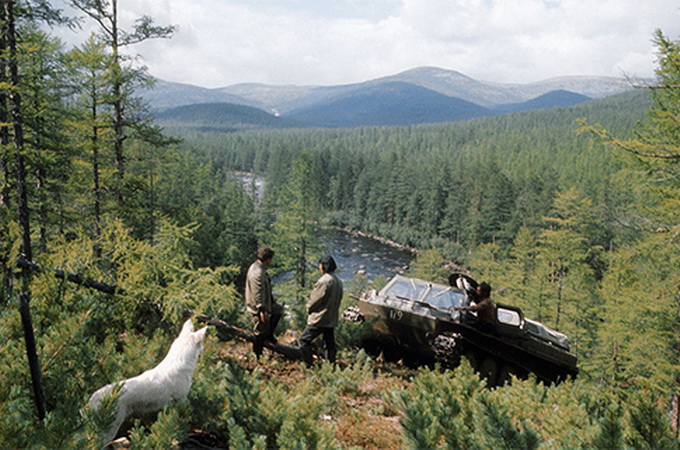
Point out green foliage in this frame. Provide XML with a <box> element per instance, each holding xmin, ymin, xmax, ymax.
<box><xmin>626</xmin><ymin>391</ymin><xmax>679</xmax><ymax>449</ymax></box>
<box><xmin>128</xmin><ymin>401</ymin><xmax>190</xmax><ymax>449</ymax></box>
<box><xmin>186</xmin><ymin>357</ymin><xmax>231</xmax><ymax>437</ymax></box>
<box><xmin>224</xmin><ymin>364</ymin><xmax>270</xmax><ymax>444</ymax></box>
<box><xmin>274</xmin><ymin>380</ymin><xmax>336</xmax><ymax>449</ymax></box>
<box><xmin>391</xmin><ymin>367</ymin><xmax>679</xmax><ymax>448</ymax></box>
<box><xmin>581</xmin><ymin>30</ymin><xmax>680</xmax><ymax>410</ymax></box>
<box><xmin>334</xmin><ymin>303</ymin><xmax>375</xmax><ymax>351</ymax></box>
<box><xmin>185</xmin><ymin>357</ymin><xmax>339</xmax><ymax>448</ymax></box>
<box><xmin>86</xmin><ymin>384</ymin><xmax>122</xmax><ymax>447</ymax></box>
<box><xmin>267</xmin><ymin>150</ymin><xmax>325</xmax><ymax>329</ymax></box>
<box><xmin>310</xmin><ymin>352</ymin><xmax>374</xmax><ymax>396</ymax></box>
<box><xmin>592</xmin><ymin>234</ymin><xmax>679</xmax><ymax>392</ymax></box>
<box><xmin>592</xmin><ymin>403</ymin><xmax>625</xmax><ymax>449</ymax></box>
<box><xmin>33</xmin><ymin>218</ymin><xmax>241</xmax><ymax>335</ymax></box>
<box><xmin>390</xmin><ymin>362</ymin><xmax>483</xmax><ymax>448</ymax></box>
<box><xmin>408</xmin><ymin>248</ymin><xmax>450</xmax><ymax>284</ymax></box>
<box><xmin>475</xmin><ymin>394</ymin><xmax>541</xmax><ymax>450</ymax></box>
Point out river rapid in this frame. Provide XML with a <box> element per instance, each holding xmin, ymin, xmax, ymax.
<box><xmin>319</xmin><ymin>228</ymin><xmax>414</xmax><ymax>284</ymax></box>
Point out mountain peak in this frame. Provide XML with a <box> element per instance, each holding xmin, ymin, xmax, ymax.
<box><xmin>391</xmin><ymin>66</ymin><xmax>474</xmax><ymax>80</ymax></box>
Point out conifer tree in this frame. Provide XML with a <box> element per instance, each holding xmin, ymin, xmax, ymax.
<box><xmin>592</xmin><ymin>403</ymin><xmax>625</xmax><ymax>449</ymax></box>
<box><xmin>0</xmin><ymin>2</ymin><xmax>8</xmax><ymax>206</ymax></box>
<box><xmin>476</xmin><ymin>394</ymin><xmax>541</xmax><ymax>449</ymax></box>
<box><xmin>2</xmin><ymin>0</ymin><xmax>46</xmax><ymax>421</ymax></box>
<box><xmin>506</xmin><ymin>227</ymin><xmax>542</xmax><ymax>315</ymax></box>
<box><xmin>408</xmin><ymin>248</ymin><xmax>449</xmax><ymax>284</ymax></box>
<box><xmin>68</xmin><ymin>0</ymin><xmax>175</xmax><ymax>207</ymax></box>
<box><xmin>64</xmin><ymin>34</ymin><xmax>114</xmax><ymax>251</ymax></box>
<box><xmin>627</xmin><ymin>391</ymin><xmax>678</xmax><ymax>448</ymax></box>
<box><xmin>268</xmin><ymin>151</ymin><xmax>323</xmax><ymax>328</ymax></box>
<box><xmin>18</xmin><ymin>27</ymin><xmax>72</xmax><ymax>251</ymax></box>
<box><xmin>537</xmin><ymin>186</ymin><xmax>599</xmax><ymax>347</ymax></box>
<box><xmin>584</xmin><ymin>29</ymin><xmax>680</xmax><ymax>435</ymax></box>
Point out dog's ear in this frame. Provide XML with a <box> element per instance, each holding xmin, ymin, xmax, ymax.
<box><xmin>194</xmin><ymin>326</ymin><xmax>208</xmax><ymax>342</ymax></box>
<box><xmin>181</xmin><ymin>319</ymin><xmax>194</xmax><ymax>335</ymax></box>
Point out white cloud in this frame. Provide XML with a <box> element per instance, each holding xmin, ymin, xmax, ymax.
<box><xmin>51</xmin><ymin>0</ymin><xmax>680</xmax><ymax>88</ymax></box>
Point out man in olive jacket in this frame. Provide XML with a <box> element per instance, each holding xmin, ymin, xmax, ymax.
<box><xmin>245</xmin><ymin>246</ymin><xmax>283</xmax><ymax>358</ymax></box>
<box><xmin>299</xmin><ymin>255</ymin><xmax>343</xmax><ymax>367</ymax></box>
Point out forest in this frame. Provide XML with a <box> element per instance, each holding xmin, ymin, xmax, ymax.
<box><xmin>0</xmin><ymin>0</ymin><xmax>679</xmax><ymax>448</ymax></box>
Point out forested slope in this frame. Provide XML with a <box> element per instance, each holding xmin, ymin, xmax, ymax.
<box><xmin>0</xmin><ymin>1</ymin><xmax>678</xmax><ymax>446</ymax></box>
<box><xmin>179</xmin><ymin>89</ymin><xmax>650</xmax><ymax>256</ymax></box>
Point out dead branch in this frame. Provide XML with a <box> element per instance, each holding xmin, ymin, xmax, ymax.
<box><xmin>196</xmin><ymin>314</ymin><xmax>302</xmax><ymax>361</ymax></box>
<box><xmin>16</xmin><ymin>256</ymin><xmax>119</xmax><ymax>295</ymax></box>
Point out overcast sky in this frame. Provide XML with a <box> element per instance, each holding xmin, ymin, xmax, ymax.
<box><xmin>50</xmin><ymin>0</ymin><xmax>680</xmax><ymax>89</ymax></box>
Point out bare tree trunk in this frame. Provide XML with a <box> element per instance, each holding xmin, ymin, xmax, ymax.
<box><xmin>36</xmin><ymin>167</ymin><xmax>47</xmax><ymax>252</ymax></box>
<box><xmin>671</xmin><ymin>388</ymin><xmax>679</xmax><ymax>439</ymax></box>
<box><xmin>673</xmin><ymin>293</ymin><xmax>680</xmax><ymax>438</ymax></box>
<box><xmin>555</xmin><ymin>270</ymin><xmax>563</xmax><ymax>330</ymax></box>
<box><xmin>111</xmin><ymin>0</ymin><xmax>125</xmax><ymax>207</ymax></box>
<box><xmin>0</xmin><ymin>1</ymin><xmax>8</xmax><ymax>206</ymax></box>
<box><xmin>4</xmin><ymin>0</ymin><xmax>46</xmax><ymax>421</ymax></box>
<box><xmin>0</xmin><ymin>1</ymin><xmax>11</xmax><ymax>301</ymax></box>
<box><xmin>91</xmin><ymin>88</ymin><xmax>102</xmax><ymax>258</ymax></box>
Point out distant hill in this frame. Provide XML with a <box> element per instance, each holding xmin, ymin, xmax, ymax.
<box><xmin>285</xmin><ymin>81</ymin><xmax>490</xmax><ymax>127</ymax></box>
<box><xmin>145</xmin><ymin>80</ymin><xmax>260</xmax><ymax>111</ymax></box>
<box><xmin>155</xmin><ymin>102</ymin><xmax>302</xmax><ymax>132</ymax></box>
<box><xmin>492</xmin><ymin>90</ymin><xmax>592</xmax><ymax>113</ymax></box>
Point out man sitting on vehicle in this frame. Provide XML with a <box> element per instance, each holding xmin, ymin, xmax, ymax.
<box><xmin>455</xmin><ymin>282</ymin><xmax>496</xmax><ymax>334</ymax></box>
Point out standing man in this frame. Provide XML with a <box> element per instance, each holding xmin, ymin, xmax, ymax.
<box><xmin>245</xmin><ymin>246</ymin><xmax>283</xmax><ymax>358</ymax></box>
<box><xmin>299</xmin><ymin>256</ymin><xmax>343</xmax><ymax>368</ymax></box>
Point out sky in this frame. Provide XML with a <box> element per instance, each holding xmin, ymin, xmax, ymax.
<box><xmin>50</xmin><ymin>0</ymin><xmax>680</xmax><ymax>89</ymax></box>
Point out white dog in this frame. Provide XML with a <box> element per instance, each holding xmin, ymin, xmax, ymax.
<box><xmin>89</xmin><ymin>319</ymin><xmax>208</xmax><ymax>444</ymax></box>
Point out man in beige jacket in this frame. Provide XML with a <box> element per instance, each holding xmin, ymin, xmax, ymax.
<box><xmin>299</xmin><ymin>255</ymin><xmax>343</xmax><ymax>367</ymax></box>
<box><xmin>245</xmin><ymin>246</ymin><xmax>283</xmax><ymax>358</ymax></box>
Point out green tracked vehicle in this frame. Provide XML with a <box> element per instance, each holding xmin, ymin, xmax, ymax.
<box><xmin>344</xmin><ymin>274</ymin><xmax>578</xmax><ymax>386</ymax></box>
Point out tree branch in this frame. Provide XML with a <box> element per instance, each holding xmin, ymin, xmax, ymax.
<box><xmin>16</xmin><ymin>256</ymin><xmax>119</xmax><ymax>294</ymax></box>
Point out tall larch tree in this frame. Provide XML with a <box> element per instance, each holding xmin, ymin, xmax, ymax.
<box><xmin>268</xmin><ymin>150</ymin><xmax>323</xmax><ymax>329</ymax></box>
<box><xmin>64</xmin><ymin>34</ymin><xmax>113</xmax><ymax>252</ymax></box>
<box><xmin>68</xmin><ymin>0</ymin><xmax>174</xmax><ymax>207</ymax></box>
<box><xmin>1</xmin><ymin>0</ymin><xmax>45</xmax><ymax>421</ymax></box>
<box><xmin>19</xmin><ymin>27</ymin><xmax>72</xmax><ymax>251</ymax></box>
<box><xmin>585</xmin><ymin>29</ymin><xmax>680</xmax><ymax>435</ymax></box>
<box><xmin>534</xmin><ymin>186</ymin><xmax>599</xmax><ymax>357</ymax></box>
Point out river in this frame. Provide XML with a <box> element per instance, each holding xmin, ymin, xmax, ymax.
<box><xmin>319</xmin><ymin>228</ymin><xmax>414</xmax><ymax>284</ymax></box>
<box><xmin>231</xmin><ymin>172</ymin><xmax>416</xmax><ymax>284</ymax></box>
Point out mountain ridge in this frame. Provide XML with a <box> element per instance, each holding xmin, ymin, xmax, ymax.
<box><xmin>143</xmin><ymin>66</ymin><xmax>638</xmax><ymax>113</ymax></box>
<box><xmin>146</xmin><ymin>66</ymin><xmax>646</xmax><ymax>130</ymax></box>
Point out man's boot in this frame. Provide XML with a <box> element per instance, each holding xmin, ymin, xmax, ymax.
<box><xmin>266</xmin><ymin>313</ymin><xmax>282</xmax><ymax>344</ymax></box>
<box><xmin>253</xmin><ymin>334</ymin><xmax>264</xmax><ymax>358</ymax></box>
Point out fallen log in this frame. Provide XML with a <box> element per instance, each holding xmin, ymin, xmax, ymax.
<box><xmin>196</xmin><ymin>314</ymin><xmax>302</xmax><ymax>361</ymax></box>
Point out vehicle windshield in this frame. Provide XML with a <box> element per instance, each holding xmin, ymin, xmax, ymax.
<box><xmin>381</xmin><ymin>276</ymin><xmax>467</xmax><ymax>311</ymax></box>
